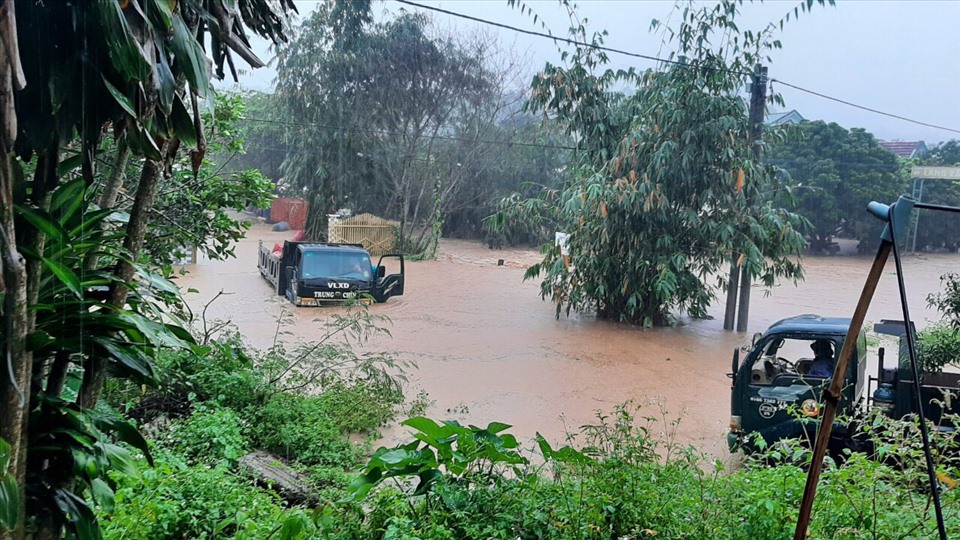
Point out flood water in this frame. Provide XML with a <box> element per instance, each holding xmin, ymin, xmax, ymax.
<box><xmin>178</xmin><ymin>222</ymin><xmax>959</xmax><ymax>460</ymax></box>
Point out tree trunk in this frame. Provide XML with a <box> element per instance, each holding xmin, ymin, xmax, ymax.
<box><xmin>98</xmin><ymin>140</ymin><xmax>130</xmax><ymax>209</ymax></box>
<box><xmin>78</xmin><ymin>157</ymin><xmax>163</xmax><ymax>409</ymax></box>
<box><xmin>0</xmin><ymin>1</ymin><xmax>28</xmax><ymax>536</ymax></box>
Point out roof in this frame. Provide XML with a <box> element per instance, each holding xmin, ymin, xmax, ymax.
<box><xmin>296</xmin><ymin>242</ymin><xmax>368</xmax><ymax>254</ymax></box>
<box><xmin>339</xmin><ymin>213</ymin><xmax>399</xmax><ymax>226</ymax></box>
<box><xmin>878</xmin><ymin>140</ymin><xmax>928</xmax><ymax>158</ymax></box>
<box><xmin>765</xmin><ymin>110</ymin><xmax>805</xmax><ymax>125</ymax></box>
<box><xmin>766</xmin><ymin>314</ymin><xmax>853</xmax><ymax>336</ymax></box>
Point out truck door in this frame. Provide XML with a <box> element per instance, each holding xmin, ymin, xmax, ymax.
<box><xmin>373</xmin><ymin>254</ymin><xmax>404</xmax><ymax>302</ymax></box>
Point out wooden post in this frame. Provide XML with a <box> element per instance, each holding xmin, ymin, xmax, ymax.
<box><xmin>793</xmin><ymin>240</ymin><xmax>891</xmax><ymax>539</ymax></box>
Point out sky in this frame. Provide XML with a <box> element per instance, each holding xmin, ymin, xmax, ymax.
<box><xmin>227</xmin><ymin>0</ymin><xmax>960</xmax><ymax>145</ymax></box>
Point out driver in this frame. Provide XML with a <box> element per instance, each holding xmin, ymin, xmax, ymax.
<box><xmin>808</xmin><ymin>339</ymin><xmax>835</xmax><ymax>378</ymax></box>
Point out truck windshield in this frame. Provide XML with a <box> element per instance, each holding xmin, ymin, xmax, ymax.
<box><xmin>749</xmin><ymin>337</ymin><xmax>839</xmax><ymax>385</ymax></box>
<box><xmin>301</xmin><ymin>251</ymin><xmax>372</xmax><ymax>280</ymax></box>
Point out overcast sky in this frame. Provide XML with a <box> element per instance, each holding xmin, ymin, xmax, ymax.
<box><xmin>230</xmin><ymin>0</ymin><xmax>960</xmax><ymax>145</ymax></box>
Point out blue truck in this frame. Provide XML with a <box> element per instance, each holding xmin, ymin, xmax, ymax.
<box><xmin>258</xmin><ymin>241</ymin><xmax>404</xmax><ymax>306</ymax></box>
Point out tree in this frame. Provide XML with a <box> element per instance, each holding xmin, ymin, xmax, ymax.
<box><xmin>924</xmin><ymin>139</ymin><xmax>960</xmax><ymax>166</ymax></box>
<box><xmin>0</xmin><ymin>1</ymin><xmax>294</xmax><ymax>537</ymax></box>
<box><xmin>765</xmin><ymin>121</ymin><xmax>907</xmax><ymax>253</ymax></box>
<box><xmin>516</xmin><ymin>0</ymin><xmax>819</xmax><ymax>326</ymax></box>
<box><xmin>274</xmin><ymin>4</ymin><xmax>533</xmax><ymax>251</ymax></box>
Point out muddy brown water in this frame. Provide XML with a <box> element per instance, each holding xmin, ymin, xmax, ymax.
<box><xmin>178</xmin><ymin>222</ymin><xmax>958</xmax><ymax>460</ymax></box>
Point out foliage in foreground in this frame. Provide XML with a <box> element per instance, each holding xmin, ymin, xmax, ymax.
<box><xmin>341</xmin><ymin>403</ymin><xmax>960</xmax><ymax>540</ymax></box>
<box><xmin>95</xmin><ymin>310</ymin><xmax>407</xmax><ymax>539</ymax></box>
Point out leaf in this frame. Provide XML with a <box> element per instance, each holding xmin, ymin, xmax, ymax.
<box><xmin>53</xmin><ymin>489</ymin><xmax>102</xmax><ymax>540</ymax></box>
<box><xmin>92</xmin><ymin>412</ymin><xmax>154</xmax><ymax>467</ymax></box>
<box><xmin>0</xmin><ymin>474</ymin><xmax>17</xmax><ymax>529</ymax></box>
<box><xmin>41</xmin><ymin>256</ymin><xmax>83</xmax><ymax>298</ymax></box>
<box><xmin>89</xmin><ymin>478</ymin><xmax>115</xmax><ymax>513</ymax></box>
<box><xmin>15</xmin><ymin>205</ymin><xmax>68</xmax><ymax>244</ymax></box>
<box><xmin>485</xmin><ymin>422</ymin><xmax>512</xmax><ymax>434</ymax></box>
<box><xmin>403</xmin><ymin>417</ymin><xmax>442</xmax><ymax>440</ymax></box>
<box><xmin>155</xmin><ymin>37</ymin><xmax>176</xmax><ymax>116</ymax></box>
<box><xmin>170</xmin><ymin>16</ymin><xmax>212</xmax><ymax>98</ymax></box>
<box><xmin>735</xmin><ymin>168</ymin><xmax>745</xmax><ymax>194</ymax></box>
<box><xmin>92</xmin><ymin>337</ymin><xmax>155</xmax><ymax>382</ymax></box>
<box><xmin>101</xmin><ymin>76</ymin><xmax>137</xmax><ymax>118</ymax></box>
<box><xmin>412</xmin><ymin>468</ymin><xmax>443</xmax><ymax>496</ymax></box>
<box><xmin>94</xmin><ymin>0</ymin><xmax>151</xmax><ymax>82</ymax></box>
<box><xmin>50</xmin><ymin>178</ymin><xmax>87</xmax><ymax>222</ymax></box>
<box><xmin>57</xmin><ymin>154</ymin><xmax>84</xmax><ymax>177</ymax></box>
<box><xmin>170</xmin><ymin>96</ymin><xmax>198</xmax><ymax>148</ymax></box>
<box><xmin>102</xmin><ymin>443</ymin><xmax>140</xmax><ymax>480</ymax></box>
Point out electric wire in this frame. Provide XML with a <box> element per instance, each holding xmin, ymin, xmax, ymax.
<box><xmin>240</xmin><ymin>116</ymin><xmax>578</xmax><ymax>151</ymax></box>
<box><xmin>393</xmin><ymin>0</ymin><xmax>960</xmax><ymax>136</ymax></box>
<box><xmin>771</xmin><ymin>79</ymin><xmax>960</xmax><ymax>135</ymax></box>
<box><xmin>392</xmin><ymin>0</ymin><xmax>739</xmax><ymax>73</ymax></box>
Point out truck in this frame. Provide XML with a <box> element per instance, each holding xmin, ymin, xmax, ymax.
<box><xmin>727</xmin><ymin>314</ymin><xmax>960</xmax><ymax>454</ymax></box>
<box><xmin>258</xmin><ymin>241</ymin><xmax>404</xmax><ymax>306</ymax></box>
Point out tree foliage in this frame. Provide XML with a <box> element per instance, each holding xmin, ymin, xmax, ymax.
<box><xmin>0</xmin><ymin>1</ymin><xmax>294</xmax><ymax>537</ymax></box>
<box><xmin>519</xmin><ymin>0</ymin><xmax>817</xmax><ymax>326</ymax></box>
<box><xmin>272</xmin><ymin>2</ymin><xmax>564</xmax><ymax>250</ymax></box>
<box><xmin>913</xmin><ymin>139</ymin><xmax>960</xmax><ymax>252</ymax></box>
<box><xmin>766</xmin><ymin>121</ymin><xmax>907</xmax><ymax>253</ymax></box>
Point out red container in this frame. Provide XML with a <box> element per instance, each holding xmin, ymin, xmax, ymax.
<box><xmin>270</xmin><ymin>198</ymin><xmax>309</xmax><ymax>231</ymax></box>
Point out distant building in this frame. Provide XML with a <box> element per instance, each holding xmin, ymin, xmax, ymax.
<box><xmin>878</xmin><ymin>140</ymin><xmax>928</xmax><ymax>159</ymax></box>
<box><xmin>765</xmin><ymin>110</ymin><xmax>805</xmax><ymax>125</ymax></box>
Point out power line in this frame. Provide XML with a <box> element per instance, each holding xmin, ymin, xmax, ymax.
<box><xmin>772</xmin><ymin>79</ymin><xmax>960</xmax><ymax>135</ymax></box>
<box><xmin>396</xmin><ymin>0</ymin><xmax>960</xmax><ymax>136</ymax></box>
<box><xmin>240</xmin><ymin>116</ymin><xmax>577</xmax><ymax>151</ymax></box>
<box><xmin>392</xmin><ymin>0</ymin><xmax>748</xmax><ymax>74</ymax></box>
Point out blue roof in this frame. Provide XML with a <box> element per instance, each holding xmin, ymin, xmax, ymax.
<box><xmin>766</xmin><ymin>314</ymin><xmax>852</xmax><ymax>336</ymax></box>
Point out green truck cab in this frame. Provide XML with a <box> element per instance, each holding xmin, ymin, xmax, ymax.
<box><xmin>728</xmin><ymin>315</ymin><xmax>960</xmax><ymax>454</ymax></box>
<box><xmin>727</xmin><ymin>315</ymin><xmax>868</xmax><ymax>453</ymax></box>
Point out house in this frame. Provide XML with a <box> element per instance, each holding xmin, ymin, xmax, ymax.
<box><xmin>765</xmin><ymin>110</ymin><xmax>805</xmax><ymax>125</ymax></box>
<box><xmin>878</xmin><ymin>140</ymin><xmax>928</xmax><ymax>159</ymax></box>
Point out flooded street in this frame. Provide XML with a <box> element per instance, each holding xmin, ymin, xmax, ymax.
<box><xmin>178</xmin><ymin>222</ymin><xmax>959</xmax><ymax>459</ymax></box>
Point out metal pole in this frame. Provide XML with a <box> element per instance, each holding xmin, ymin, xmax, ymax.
<box><xmin>723</xmin><ymin>252</ymin><xmax>739</xmax><ymax>331</ymax></box>
<box><xmin>735</xmin><ymin>64</ymin><xmax>767</xmax><ymax>333</ymax></box>
<box><xmin>910</xmin><ymin>177</ymin><xmax>924</xmax><ymax>252</ymax></box>
<box><xmin>889</xmin><ymin>207</ymin><xmax>948</xmax><ymax>540</ymax></box>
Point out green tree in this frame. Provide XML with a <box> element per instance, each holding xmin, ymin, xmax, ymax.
<box><xmin>519</xmin><ymin>0</ymin><xmax>817</xmax><ymax>326</ymax></box>
<box><xmin>925</xmin><ymin>139</ymin><xmax>960</xmax><ymax>166</ymax></box>
<box><xmin>913</xmin><ymin>139</ymin><xmax>960</xmax><ymax>251</ymax></box>
<box><xmin>274</xmin><ymin>3</ymin><xmax>531</xmax><ymax>250</ymax></box>
<box><xmin>0</xmin><ymin>1</ymin><xmax>294</xmax><ymax>537</ymax></box>
<box><xmin>765</xmin><ymin>121</ymin><xmax>907</xmax><ymax>253</ymax></box>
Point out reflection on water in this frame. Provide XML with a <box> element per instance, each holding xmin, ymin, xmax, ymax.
<box><xmin>179</xmin><ymin>222</ymin><xmax>958</xmax><ymax>459</ymax></box>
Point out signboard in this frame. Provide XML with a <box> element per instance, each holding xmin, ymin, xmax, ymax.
<box><xmin>912</xmin><ymin>166</ymin><xmax>960</xmax><ymax>180</ymax></box>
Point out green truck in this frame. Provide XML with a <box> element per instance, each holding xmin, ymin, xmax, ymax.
<box><xmin>727</xmin><ymin>314</ymin><xmax>960</xmax><ymax>453</ymax></box>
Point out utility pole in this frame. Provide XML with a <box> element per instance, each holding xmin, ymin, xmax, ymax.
<box><xmin>725</xmin><ymin>64</ymin><xmax>768</xmax><ymax>331</ymax></box>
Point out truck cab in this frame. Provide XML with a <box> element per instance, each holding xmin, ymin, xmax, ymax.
<box><xmin>259</xmin><ymin>241</ymin><xmax>404</xmax><ymax>305</ymax></box>
<box><xmin>727</xmin><ymin>315</ymin><xmax>867</xmax><ymax>452</ymax></box>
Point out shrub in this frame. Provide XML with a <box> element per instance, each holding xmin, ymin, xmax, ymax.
<box><xmin>102</xmin><ymin>449</ymin><xmax>315</xmax><ymax>540</ymax></box>
<box><xmin>159</xmin><ymin>404</ymin><xmax>250</xmax><ymax>467</ymax></box>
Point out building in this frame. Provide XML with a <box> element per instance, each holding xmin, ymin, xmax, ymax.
<box><xmin>765</xmin><ymin>110</ymin><xmax>805</xmax><ymax>125</ymax></box>
<box><xmin>878</xmin><ymin>140</ymin><xmax>928</xmax><ymax>159</ymax></box>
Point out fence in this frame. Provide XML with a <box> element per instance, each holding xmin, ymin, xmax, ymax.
<box><xmin>270</xmin><ymin>198</ymin><xmax>309</xmax><ymax>230</ymax></box>
<box><xmin>328</xmin><ymin>213</ymin><xmax>398</xmax><ymax>257</ymax></box>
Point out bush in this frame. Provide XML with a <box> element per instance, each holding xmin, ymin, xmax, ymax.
<box><xmin>102</xmin><ymin>449</ymin><xmax>315</xmax><ymax>540</ymax></box>
<box><xmin>249</xmin><ymin>392</ymin><xmax>361</xmax><ymax>468</ymax></box>
<box><xmin>342</xmin><ymin>404</ymin><xmax>960</xmax><ymax>540</ymax></box>
<box><xmin>159</xmin><ymin>404</ymin><xmax>250</xmax><ymax>467</ymax></box>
